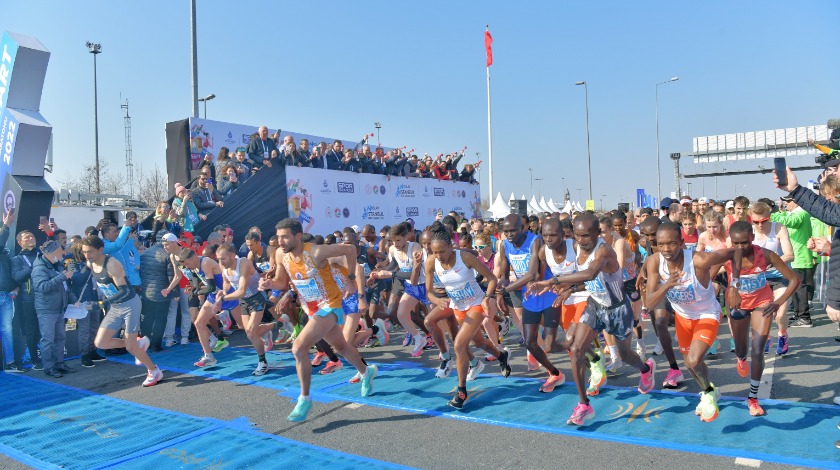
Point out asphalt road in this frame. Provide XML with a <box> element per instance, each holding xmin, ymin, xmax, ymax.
<box><xmin>4</xmin><ymin>311</ymin><xmax>839</xmax><ymax>470</ymax></box>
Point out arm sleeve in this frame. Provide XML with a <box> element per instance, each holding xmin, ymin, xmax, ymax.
<box><xmin>195</xmin><ymin>277</ymin><xmax>217</xmax><ymax>296</ymax></box>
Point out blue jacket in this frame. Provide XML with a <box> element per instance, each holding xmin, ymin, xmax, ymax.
<box><xmin>31</xmin><ymin>253</ymin><xmax>69</xmax><ymax>313</ymax></box>
<box><xmin>103</xmin><ymin>226</ymin><xmax>141</xmax><ymax>286</ymax></box>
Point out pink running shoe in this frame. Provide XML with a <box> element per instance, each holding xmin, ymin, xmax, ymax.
<box><xmin>662</xmin><ymin>368</ymin><xmax>684</xmax><ymax>389</ymax></box>
<box><xmin>638</xmin><ymin>358</ymin><xmax>656</xmax><ymax>394</ymax></box>
<box><xmin>319</xmin><ymin>360</ymin><xmax>343</xmax><ymax>375</ymax></box>
<box><xmin>311</xmin><ymin>351</ymin><xmax>327</xmax><ymax>367</ymax></box>
<box><xmin>566</xmin><ymin>402</ymin><xmax>595</xmax><ymax>425</ymax></box>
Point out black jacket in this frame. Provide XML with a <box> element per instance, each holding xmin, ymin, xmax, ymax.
<box><xmin>247</xmin><ymin>137</ymin><xmax>279</xmax><ymax>169</ymax></box>
<box><xmin>11</xmin><ymin>248</ymin><xmax>39</xmax><ymax>302</ymax></box>
<box><xmin>140</xmin><ymin>243</ymin><xmax>175</xmax><ymax>302</ymax></box>
<box><xmin>31</xmin><ymin>253</ymin><xmax>69</xmax><ymax>313</ymax></box>
<box><xmin>324</xmin><ymin>149</ymin><xmax>343</xmax><ymax>170</ymax></box>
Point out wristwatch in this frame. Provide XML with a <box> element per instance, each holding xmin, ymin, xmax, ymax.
<box><xmin>347</xmin><ymin>273</ymin><xmax>356</xmax><ymax>281</ymax></box>
<box><xmin>730</xmin><ymin>277</ymin><xmax>740</xmax><ymax>289</ymax></box>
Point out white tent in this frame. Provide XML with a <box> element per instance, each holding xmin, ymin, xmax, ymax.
<box><xmin>574</xmin><ymin>202</ymin><xmax>584</xmax><ymax>212</ymax></box>
<box><xmin>561</xmin><ymin>200</ymin><xmax>573</xmax><ymax>213</ymax></box>
<box><xmin>538</xmin><ymin>197</ymin><xmax>553</xmax><ymax>213</ymax></box>
<box><xmin>548</xmin><ymin>198</ymin><xmax>562</xmax><ymax>212</ymax></box>
<box><xmin>528</xmin><ymin>196</ymin><xmax>543</xmax><ymax>214</ymax></box>
<box><xmin>508</xmin><ymin>192</ymin><xmax>517</xmax><ymax>203</ymax></box>
<box><xmin>488</xmin><ymin>193</ymin><xmax>510</xmax><ymax>219</ymax></box>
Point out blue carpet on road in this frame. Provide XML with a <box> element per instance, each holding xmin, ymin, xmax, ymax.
<box><xmin>109</xmin><ymin>346</ymin><xmax>840</xmax><ymax>468</ymax></box>
<box><xmin>0</xmin><ymin>373</ymin><xmax>411</xmax><ymax>470</ymax></box>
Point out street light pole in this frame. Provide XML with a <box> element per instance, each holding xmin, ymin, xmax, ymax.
<box><xmin>197</xmin><ymin>93</ymin><xmax>215</xmax><ymax>119</ymax></box>
<box><xmin>86</xmin><ymin>42</ymin><xmax>102</xmax><ymax>194</ymax></box>
<box><xmin>575</xmin><ymin>81</ymin><xmax>592</xmax><ymax>201</ymax></box>
<box><xmin>374</xmin><ymin>122</ymin><xmax>381</xmax><ymax>148</ymax></box>
<box><xmin>529</xmin><ymin>168</ymin><xmax>533</xmax><ymax>196</ymax></box>
<box><xmin>656</xmin><ymin>76</ymin><xmax>679</xmax><ymax>203</ymax></box>
<box><xmin>535</xmin><ymin>178</ymin><xmax>543</xmax><ymax>199</ymax></box>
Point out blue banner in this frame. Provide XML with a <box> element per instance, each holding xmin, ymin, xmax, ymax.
<box><xmin>0</xmin><ymin>107</ymin><xmax>17</xmax><ymax>179</ymax></box>
<box><xmin>0</xmin><ymin>32</ymin><xmax>19</xmax><ymax>111</ymax></box>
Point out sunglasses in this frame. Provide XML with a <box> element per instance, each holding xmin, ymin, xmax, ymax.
<box><xmin>752</xmin><ymin>218</ymin><xmax>770</xmax><ymax>225</ymax></box>
<box><xmin>475</xmin><ymin>244</ymin><xmax>488</xmax><ymax>250</ymax></box>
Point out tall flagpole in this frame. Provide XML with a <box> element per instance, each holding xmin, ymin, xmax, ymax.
<box><xmin>485</xmin><ymin>25</ymin><xmax>494</xmax><ymax>206</ymax></box>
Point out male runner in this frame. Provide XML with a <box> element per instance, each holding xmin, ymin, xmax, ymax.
<box><xmin>83</xmin><ymin>236</ymin><xmax>162</xmax><ymax>387</ymax></box>
<box><xmin>645</xmin><ymin>222</ymin><xmax>742</xmax><ymax>422</ymax></box>
<box><xmin>215</xmin><ymin>244</ymin><xmax>277</xmax><ymax>376</ymax></box>
<box><xmin>496</xmin><ymin>214</ymin><xmax>541</xmax><ymax>347</ymax></box>
<box><xmin>727</xmin><ymin>221</ymin><xmax>799</xmax><ymax>416</ymax></box>
<box><xmin>536</xmin><ymin>214</ymin><xmax>655</xmax><ymax>426</ymax></box>
<box><xmin>260</xmin><ymin>218</ymin><xmax>376</xmax><ymax>422</ymax></box>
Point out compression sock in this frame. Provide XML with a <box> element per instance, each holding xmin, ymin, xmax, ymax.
<box><xmin>370</xmin><ymin>325</ymin><xmax>380</xmax><ymax>335</ymax></box>
<box><xmin>608</xmin><ymin>345</ymin><xmax>618</xmax><ymax>359</ymax></box>
<box><xmin>469</xmin><ymin>357</ymin><xmax>479</xmax><ymax>368</ymax></box>
<box><xmin>670</xmin><ymin>362</ymin><xmax>679</xmax><ymax>370</ymax></box>
<box><xmin>749</xmin><ymin>379</ymin><xmax>760</xmax><ymax>399</ymax></box>
<box><xmin>316</xmin><ymin>340</ymin><xmax>339</xmax><ymax>362</ymax></box>
<box><xmin>640</xmin><ymin>363</ymin><xmax>651</xmax><ymax>374</ymax></box>
<box><xmin>258</xmin><ymin>354</ymin><xmax>266</xmax><ymax>364</ymax></box>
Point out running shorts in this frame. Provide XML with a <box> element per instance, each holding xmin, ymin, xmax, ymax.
<box><xmin>561</xmin><ymin>301</ymin><xmax>587</xmax><ymax>331</ymax></box>
<box><xmin>522</xmin><ymin>306</ymin><xmax>561</xmax><ymax>329</ymax></box>
<box><xmin>624</xmin><ymin>278</ymin><xmax>641</xmax><ymax>302</ymax></box>
<box><xmin>579</xmin><ymin>297</ymin><xmax>634</xmax><ymax>341</ymax></box>
<box><xmin>675</xmin><ymin>316</ymin><xmax>719</xmax><ymax>354</ymax></box>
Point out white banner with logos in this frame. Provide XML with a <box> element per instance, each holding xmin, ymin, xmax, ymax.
<box><xmin>285</xmin><ymin>167</ymin><xmax>481</xmax><ymax>234</ymax></box>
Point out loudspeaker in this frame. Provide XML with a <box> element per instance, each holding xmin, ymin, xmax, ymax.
<box><xmin>3</xmin><ymin>173</ymin><xmax>54</xmax><ymax>253</ymax></box>
<box><xmin>509</xmin><ymin>199</ymin><xmax>528</xmax><ymax>216</ymax></box>
<box><xmin>0</xmin><ymin>32</ymin><xmax>51</xmax><ymax>112</ymax></box>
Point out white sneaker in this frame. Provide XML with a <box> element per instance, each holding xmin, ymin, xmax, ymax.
<box><xmin>606</xmin><ymin>358</ymin><xmax>623</xmax><ymax>374</ymax></box>
<box><xmin>180</xmin><ymin>337</ymin><xmax>190</xmax><ymax>345</ymax></box>
<box><xmin>217</xmin><ymin>310</ymin><xmax>232</xmax><ymax>330</ymax></box>
<box><xmin>833</xmin><ymin>395</ymin><xmax>840</xmax><ymax>406</ymax></box>
<box><xmin>135</xmin><ymin>336</ymin><xmax>150</xmax><ymax>366</ymax></box>
<box><xmin>164</xmin><ymin>339</ymin><xmax>176</xmax><ymax>348</ymax></box>
<box><xmin>411</xmin><ymin>333</ymin><xmax>427</xmax><ymax>357</ymax></box>
<box><xmin>466</xmin><ymin>360</ymin><xmax>485</xmax><ymax>381</ymax></box>
<box><xmin>252</xmin><ymin>361</ymin><xmax>269</xmax><ymax>376</ymax></box>
<box><xmin>435</xmin><ymin>358</ymin><xmax>453</xmax><ymax>378</ymax></box>
<box><xmin>653</xmin><ymin>340</ymin><xmax>664</xmax><ymax>356</ymax></box>
<box><xmin>142</xmin><ymin>367</ymin><xmax>163</xmax><ymax>387</ymax></box>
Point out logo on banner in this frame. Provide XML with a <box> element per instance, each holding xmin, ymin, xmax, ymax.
<box><xmin>325</xmin><ymin>207</ymin><xmax>333</xmax><ymax>218</ymax></box>
<box><xmin>3</xmin><ymin>190</ymin><xmax>14</xmax><ymax>213</ymax></box>
<box><xmin>393</xmin><ymin>206</ymin><xmax>401</xmax><ymax>218</ymax></box>
<box><xmin>452</xmin><ymin>206</ymin><xmax>465</xmax><ymax>215</ymax></box>
<box><xmin>343</xmin><ymin>207</ymin><xmax>350</xmax><ymax>218</ymax></box>
<box><xmin>433</xmin><ymin>188</ymin><xmax>445</xmax><ymax>197</ymax></box>
<box><xmin>423</xmin><ymin>186</ymin><xmax>430</xmax><ymax>197</ymax></box>
<box><xmin>379</xmin><ymin>185</ymin><xmax>386</xmax><ymax>195</ymax></box>
<box><xmin>225</xmin><ymin>131</ymin><xmax>236</xmax><ymax>146</ymax></box>
<box><xmin>406</xmin><ymin>206</ymin><xmax>419</xmax><ymax>217</ymax></box>
<box><xmin>395</xmin><ymin>183</ymin><xmax>414</xmax><ymax>198</ymax></box>
<box><xmin>362</xmin><ymin>205</ymin><xmax>384</xmax><ymax>220</ymax></box>
<box><xmin>241</xmin><ymin>133</ymin><xmax>251</xmax><ymax>144</ymax></box>
<box><xmin>426</xmin><ymin>207</ymin><xmax>442</xmax><ymax>217</ymax></box>
<box><xmin>336</xmin><ymin>182</ymin><xmax>354</xmax><ymax>193</ymax></box>
<box><xmin>320</xmin><ymin>179</ymin><xmax>332</xmax><ymax>194</ymax></box>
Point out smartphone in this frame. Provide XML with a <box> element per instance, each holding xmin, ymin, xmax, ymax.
<box><xmin>39</xmin><ymin>215</ymin><xmax>48</xmax><ymax>226</ymax></box>
<box><xmin>206</xmin><ymin>177</ymin><xmax>213</xmax><ymax>185</ymax></box>
<box><xmin>49</xmin><ymin>217</ymin><xmax>55</xmax><ymax>224</ymax></box>
<box><xmin>774</xmin><ymin>157</ymin><xmax>787</xmax><ymax>187</ymax></box>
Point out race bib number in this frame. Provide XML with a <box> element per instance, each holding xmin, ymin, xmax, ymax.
<box><xmin>447</xmin><ymin>282</ymin><xmax>477</xmax><ymax>304</ymax></box>
<box><xmin>584</xmin><ymin>278</ymin><xmax>606</xmax><ymax>294</ymax></box>
<box><xmin>508</xmin><ymin>253</ymin><xmax>529</xmax><ymax>278</ymax></box>
<box><xmin>292</xmin><ymin>278</ymin><xmax>323</xmax><ymax>302</ymax></box>
<box><xmin>739</xmin><ymin>272</ymin><xmax>767</xmax><ymax>294</ymax></box>
<box><xmin>257</xmin><ymin>262</ymin><xmax>271</xmax><ymax>273</ymax></box>
<box><xmin>666</xmin><ymin>283</ymin><xmax>698</xmax><ymax>304</ymax></box>
<box><xmin>97</xmin><ymin>282</ymin><xmax>118</xmax><ymax>299</ymax></box>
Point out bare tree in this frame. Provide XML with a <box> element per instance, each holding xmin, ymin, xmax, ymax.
<box><xmin>136</xmin><ymin>164</ymin><xmax>168</xmax><ymax>208</ymax></box>
<box><xmin>56</xmin><ymin>161</ymin><xmax>167</xmax><ymax>209</ymax></box>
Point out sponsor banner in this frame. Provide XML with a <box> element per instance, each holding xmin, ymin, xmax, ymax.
<box><xmin>0</xmin><ymin>107</ymin><xmax>18</xmax><ymax>181</ymax></box>
<box><xmin>286</xmin><ymin>167</ymin><xmax>480</xmax><ymax>235</ymax></box>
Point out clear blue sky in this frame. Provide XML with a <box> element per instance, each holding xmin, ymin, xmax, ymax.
<box><xmin>4</xmin><ymin>1</ymin><xmax>838</xmax><ymax>209</ymax></box>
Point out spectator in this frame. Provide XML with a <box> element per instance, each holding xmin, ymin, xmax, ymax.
<box><xmin>160</xmin><ymin>232</ymin><xmax>191</xmax><ymax>346</ymax></box>
<box><xmin>198</xmin><ymin>157</ymin><xmax>215</xmax><ymax>184</ymax></box>
<box><xmin>100</xmin><ymin>223</ymin><xmax>141</xmax><ymax>289</ymax></box>
<box><xmin>772</xmin><ymin>196</ymin><xmax>814</xmax><ymax>327</ymax></box>
<box><xmin>191</xmin><ymin>168</ymin><xmax>224</xmax><ymax>215</ymax></box>
<box><xmin>152</xmin><ymin>201</ymin><xmax>181</xmax><ymax>237</ymax></box>
<box><xmin>216</xmin><ymin>164</ymin><xmax>240</xmax><ymax>198</ymax></box>
<box><xmin>342</xmin><ymin>149</ymin><xmax>363</xmax><ymax>173</ymax></box>
<box><xmin>324</xmin><ymin>140</ymin><xmax>344</xmax><ymax>170</ymax></box>
<box><xmin>307</xmin><ymin>143</ymin><xmax>324</xmax><ymax>169</ymax></box>
<box><xmin>246</xmin><ymin>126</ymin><xmax>278</xmax><ymax>169</ymax></box>
<box><xmin>215</xmin><ymin>146</ymin><xmax>232</xmax><ymax>178</ymax></box>
<box><xmin>140</xmin><ymin>230</ymin><xmax>176</xmax><ymax>352</ymax></box>
<box><xmin>172</xmin><ymin>183</ymin><xmax>203</xmax><ymax>232</ymax></box>
<box><xmin>67</xmin><ymin>241</ymin><xmax>103</xmax><ymax>368</ymax></box>
<box><xmin>459</xmin><ymin>163</ymin><xmax>477</xmax><ymax>184</ymax></box>
<box><xmin>11</xmin><ymin>230</ymin><xmax>42</xmax><ymax>370</ymax></box>
<box><xmin>233</xmin><ymin>147</ymin><xmax>253</xmax><ymax>184</ymax></box>
<box><xmin>298</xmin><ymin>139</ymin><xmax>312</xmax><ymax>166</ymax></box>
<box><xmin>31</xmin><ymin>240</ymin><xmax>72</xmax><ymax>378</ymax></box>
<box><xmin>0</xmin><ymin>211</ymin><xmax>21</xmax><ymax>372</ymax></box>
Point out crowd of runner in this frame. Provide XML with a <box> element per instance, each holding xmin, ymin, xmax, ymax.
<box><xmin>3</xmin><ymin>166</ymin><xmax>839</xmax><ymax>432</ymax></box>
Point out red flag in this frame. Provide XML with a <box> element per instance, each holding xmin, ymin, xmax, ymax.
<box><xmin>484</xmin><ymin>30</ymin><xmax>493</xmax><ymax>67</ymax></box>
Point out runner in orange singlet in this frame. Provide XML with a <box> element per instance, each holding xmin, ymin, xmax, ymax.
<box><xmin>261</xmin><ymin>218</ymin><xmax>377</xmax><ymax>422</ymax></box>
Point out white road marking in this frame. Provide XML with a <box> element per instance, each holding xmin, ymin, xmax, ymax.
<box><xmin>757</xmin><ymin>355</ymin><xmax>775</xmax><ymax>400</ymax></box>
<box><xmin>345</xmin><ymin>402</ymin><xmax>364</xmax><ymax>409</ymax></box>
<box><xmin>735</xmin><ymin>457</ymin><xmax>762</xmax><ymax>467</ymax></box>
<box><xmin>128</xmin><ymin>373</ymin><xmax>146</xmax><ymax>379</ymax></box>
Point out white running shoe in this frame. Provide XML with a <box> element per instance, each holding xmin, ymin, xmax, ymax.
<box><xmin>252</xmin><ymin>361</ymin><xmax>269</xmax><ymax>376</ymax></box>
<box><xmin>435</xmin><ymin>358</ymin><xmax>453</xmax><ymax>378</ymax></box>
<box><xmin>142</xmin><ymin>367</ymin><xmax>163</xmax><ymax>387</ymax></box>
<box><xmin>261</xmin><ymin>330</ymin><xmax>273</xmax><ymax>352</ymax></box>
<box><xmin>180</xmin><ymin>337</ymin><xmax>190</xmax><ymax>345</ymax></box>
<box><xmin>652</xmin><ymin>340</ymin><xmax>664</xmax><ymax>356</ymax></box>
<box><xmin>135</xmin><ymin>336</ymin><xmax>150</xmax><ymax>366</ymax></box>
<box><xmin>217</xmin><ymin>310</ymin><xmax>232</xmax><ymax>330</ymax></box>
<box><xmin>411</xmin><ymin>333</ymin><xmax>427</xmax><ymax>357</ymax></box>
<box><xmin>466</xmin><ymin>360</ymin><xmax>485</xmax><ymax>381</ymax></box>
<box><xmin>500</xmin><ymin>317</ymin><xmax>511</xmax><ymax>337</ymax></box>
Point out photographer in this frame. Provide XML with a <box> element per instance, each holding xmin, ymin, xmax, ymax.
<box><xmin>191</xmin><ymin>170</ymin><xmax>224</xmax><ymax>215</ymax></box>
<box><xmin>773</xmin><ymin>167</ymin><xmax>840</xmax><ymax>325</ymax></box>
<box><xmin>216</xmin><ymin>164</ymin><xmax>240</xmax><ymax>198</ymax></box>
<box><xmin>31</xmin><ymin>241</ymin><xmax>72</xmax><ymax>377</ymax></box>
